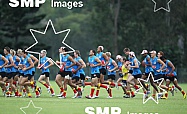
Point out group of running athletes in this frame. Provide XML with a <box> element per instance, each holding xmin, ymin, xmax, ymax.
<box><xmin>0</xmin><ymin>46</ymin><xmax>186</xmax><ymax>99</ymax></box>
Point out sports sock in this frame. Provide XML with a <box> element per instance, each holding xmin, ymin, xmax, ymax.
<box><xmin>95</xmin><ymin>88</ymin><xmax>100</xmax><ymax>96</ymax></box>
<box><xmin>90</xmin><ymin>87</ymin><xmax>95</xmax><ymax>97</ymax></box>
<box><xmin>63</xmin><ymin>91</ymin><xmax>66</xmax><ymax>97</ymax></box>
<box><xmin>42</xmin><ymin>82</ymin><xmax>49</xmax><ymax>88</ymax></box>
<box><xmin>50</xmin><ymin>87</ymin><xmax>54</xmax><ymax>94</ymax></box>
<box><xmin>60</xmin><ymin>87</ymin><xmax>64</xmax><ymax>93</ymax></box>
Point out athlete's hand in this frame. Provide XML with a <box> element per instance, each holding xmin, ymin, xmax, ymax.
<box><xmin>156</xmin><ymin>69</ymin><xmax>161</xmax><ymax>72</ymax></box>
<box><xmin>90</xmin><ymin>64</ymin><xmax>95</xmax><ymax>67</ymax></box>
<box><xmin>56</xmin><ymin>61</ymin><xmax>60</xmax><ymax>65</ymax></box>
<box><xmin>44</xmin><ymin>67</ymin><xmax>47</xmax><ymax>70</ymax></box>
<box><xmin>73</xmin><ymin>70</ymin><xmax>77</xmax><ymax>74</ymax></box>
<box><xmin>152</xmin><ymin>65</ymin><xmax>156</xmax><ymax>69</ymax></box>
<box><xmin>0</xmin><ymin>66</ymin><xmax>2</xmax><ymax>69</ymax></box>
<box><xmin>13</xmin><ymin>64</ymin><xmax>16</xmax><ymax>68</ymax></box>
<box><xmin>108</xmin><ymin>70</ymin><xmax>112</xmax><ymax>72</ymax></box>
<box><xmin>86</xmin><ymin>63</ymin><xmax>90</xmax><ymax>66</ymax></box>
<box><xmin>22</xmin><ymin>68</ymin><xmax>27</xmax><ymax>71</ymax></box>
<box><xmin>65</xmin><ymin>66</ymin><xmax>70</xmax><ymax>69</ymax></box>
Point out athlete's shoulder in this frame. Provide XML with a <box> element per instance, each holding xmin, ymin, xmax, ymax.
<box><xmin>146</xmin><ymin>55</ymin><xmax>150</xmax><ymax>59</ymax></box>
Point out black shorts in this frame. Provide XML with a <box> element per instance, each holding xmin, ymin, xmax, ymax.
<box><xmin>41</xmin><ymin>72</ymin><xmax>50</xmax><ymax>77</ymax></box>
<box><xmin>19</xmin><ymin>73</ymin><xmax>24</xmax><ymax>77</ymax></box>
<box><xmin>7</xmin><ymin>73</ymin><xmax>15</xmax><ymax>79</ymax></box>
<box><xmin>128</xmin><ymin>70</ymin><xmax>133</xmax><ymax>74</ymax></box>
<box><xmin>119</xmin><ymin>73</ymin><xmax>123</xmax><ymax>77</ymax></box>
<box><xmin>64</xmin><ymin>71</ymin><xmax>73</xmax><ymax>77</ymax></box>
<box><xmin>32</xmin><ymin>71</ymin><xmax>35</xmax><ymax>76</ymax></box>
<box><xmin>108</xmin><ymin>75</ymin><xmax>115</xmax><ymax>80</ymax></box>
<box><xmin>165</xmin><ymin>76</ymin><xmax>177</xmax><ymax>82</ymax></box>
<box><xmin>91</xmin><ymin>73</ymin><xmax>100</xmax><ymax>79</ymax></box>
<box><xmin>0</xmin><ymin>72</ymin><xmax>6</xmax><ymax>78</ymax></box>
<box><xmin>12</xmin><ymin>72</ymin><xmax>19</xmax><ymax>79</ymax></box>
<box><xmin>133</xmin><ymin>74</ymin><xmax>142</xmax><ymax>79</ymax></box>
<box><xmin>154</xmin><ymin>74</ymin><xmax>164</xmax><ymax>82</ymax></box>
<box><xmin>72</xmin><ymin>76</ymin><xmax>80</xmax><ymax>82</ymax></box>
<box><xmin>23</xmin><ymin>74</ymin><xmax>33</xmax><ymax>80</ymax></box>
<box><xmin>145</xmin><ymin>71</ymin><xmax>154</xmax><ymax>77</ymax></box>
<box><xmin>122</xmin><ymin>80</ymin><xmax>127</xmax><ymax>86</ymax></box>
<box><xmin>99</xmin><ymin>68</ymin><xmax>106</xmax><ymax>75</ymax></box>
<box><xmin>58</xmin><ymin>71</ymin><xmax>65</xmax><ymax>77</ymax></box>
<box><xmin>80</xmin><ymin>73</ymin><xmax>85</xmax><ymax>80</ymax></box>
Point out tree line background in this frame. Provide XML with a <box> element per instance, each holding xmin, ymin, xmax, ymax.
<box><xmin>0</xmin><ymin>0</ymin><xmax>187</xmax><ymax>82</ymax></box>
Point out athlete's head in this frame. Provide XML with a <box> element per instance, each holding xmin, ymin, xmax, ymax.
<box><xmin>10</xmin><ymin>49</ymin><xmax>16</xmax><ymax>56</ymax></box>
<box><xmin>74</xmin><ymin>50</ymin><xmax>81</xmax><ymax>58</ymax></box>
<box><xmin>123</xmin><ymin>57</ymin><xmax>129</xmax><ymax>65</ymax></box>
<box><xmin>4</xmin><ymin>47</ymin><xmax>11</xmax><ymax>55</ymax></box>
<box><xmin>123</xmin><ymin>48</ymin><xmax>130</xmax><ymax>55</ymax></box>
<box><xmin>141</xmin><ymin>50</ymin><xmax>148</xmax><ymax>56</ymax></box>
<box><xmin>17</xmin><ymin>49</ymin><xmax>23</xmax><ymax>57</ymax></box>
<box><xmin>150</xmin><ymin>50</ymin><xmax>156</xmax><ymax>58</ymax></box>
<box><xmin>105</xmin><ymin>52</ymin><xmax>111</xmax><ymax>59</ymax></box>
<box><xmin>22</xmin><ymin>48</ymin><xmax>28</xmax><ymax>57</ymax></box>
<box><xmin>97</xmin><ymin>46</ymin><xmax>104</xmax><ymax>52</ymax></box>
<box><xmin>157</xmin><ymin>51</ymin><xmax>164</xmax><ymax>59</ymax></box>
<box><xmin>41</xmin><ymin>50</ymin><xmax>47</xmax><ymax>58</ymax></box>
<box><xmin>59</xmin><ymin>47</ymin><xmax>68</xmax><ymax>54</ymax></box>
<box><xmin>160</xmin><ymin>56</ymin><xmax>166</xmax><ymax>62</ymax></box>
<box><xmin>116</xmin><ymin>55</ymin><xmax>122</xmax><ymax>61</ymax></box>
<box><xmin>129</xmin><ymin>51</ymin><xmax>135</xmax><ymax>58</ymax></box>
<box><xmin>89</xmin><ymin>50</ymin><xmax>96</xmax><ymax>56</ymax></box>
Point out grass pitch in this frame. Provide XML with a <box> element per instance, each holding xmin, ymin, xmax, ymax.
<box><xmin>0</xmin><ymin>81</ymin><xmax>186</xmax><ymax>114</ymax></box>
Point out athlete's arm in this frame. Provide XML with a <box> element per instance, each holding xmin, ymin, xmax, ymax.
<box><xmin>23</xmin><ymin>58</ymin><xmax>34</xmax><ymax>71</ymax></box>
<box><xmin>14</xmin><ymin>56</ymin><xmax>21</xmax><ymax>69</ymax></box>
<box><xmin>0</xmin><ymin>56</ymin><xmax>8</xmax><ymax>68</ymax></box>
<box><xmin>66</xmin><ymin>56</ymin><xmax>76</xmax><ymax>69</ymax></box>
<box><xmin>168</xmin><ymin>61</ymin><xmax>175</xmax><ymax>74</ymax></box>
<box><xmin>109</xmin><ymin>60</ymin><xmax>118</xmax><ymax>72</ymax></box>
<box><xmin>30</xmin><ymin>54</ymin><xmax>39</xmax><ymax>65</ymax></box>
<box><xmin>91</xmin><ymin>57</ymin><xmax>101</xmax><ymax>67</ymax></box>
<box><xmin>146</xmin><ymin>57</ymin><xmax>152</xmax><ymax>66</ymax></box>
<box><xmin>157</xmin><ymin>59</ymin><xmax>166</xmax><ymax>72</ymax></box>
<box><xmin>130</xmin><ymin>59</ymin><xmax>139</xmax><ymax>68</ymax></box>
<box><xmin>74</xmin><ymin>61</ymin><xmax>82</xmax><ymax>73</ymax></box>
<box><xmin>102</xmin><ymin>53</ymin><xmax>109</xmax><ymax>66</ymax></box>
<box><xmin>44</xmin><ymin>58</ymin><xmax>54</xmax><ymax>69</ymax></box>
<box><xmin>5</xmin><ymin>56</ymin><xmax>14</xmax><ymax>68</ymax></box>
<box><xmin>16</xmin><ymin>56</ymin><xmax>20</xmax><ymax>62</ymax></box>
<box><xmin>78</xmin><ymin>59</ymin><xmax>86</xmax><ymax>68</ymax></box>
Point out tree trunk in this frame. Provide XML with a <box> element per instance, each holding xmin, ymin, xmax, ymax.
<box><xmin>114</xmin><ymin>0</ymin><xmax>120</xmax><ymax>55</ymax></box>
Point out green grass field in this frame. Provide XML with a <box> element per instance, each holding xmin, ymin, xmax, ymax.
<box><xmin>0</xmin><ymin>81</ymin><xmax>186</xmax><ymax>114</ymax></box>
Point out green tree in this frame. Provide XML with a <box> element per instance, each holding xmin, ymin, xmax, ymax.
<box><xmin>0</xmin><ymin>0</ymin><xmax>46</xmax><ymax>49</ymax></box>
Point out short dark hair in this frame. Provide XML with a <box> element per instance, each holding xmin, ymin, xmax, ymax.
<box><xmin>122</xmin><ymin>56</ymin><xmax>127</xmax><ymax>61</ymax></box>
<box><xmin>75</xmin><ymin>50</ymin><xmax>81</xmax><ymax>56</ymax></box>
<box><xmin>123</xmin><ymin>48</ymin><xmax>130</xmax><ymax>52</ymax></box>
<box><xmin>91</xmin><ymin>50</ymin><xmax>96</xmax><ymax>55</ymax></box>
<box><xmin>158</xmin><ymin>51</ymin><xmax>164</xmax><ymax>56</ymax></box>
<box><xmin>22</xmin><ymin>48</ymin><xmax>28</xmax><ymax>54</ymax></box>
<box><xmin>62</xmin><ymin>47</ymin><xmax>69</xmax><ymax>52</ymax></box>
<box><xmin>4</xmin><ymin>47</ymin><xmax>11</xmax><ymax>53</ymax></box>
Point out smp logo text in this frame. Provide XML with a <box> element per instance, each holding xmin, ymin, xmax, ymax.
<box><xmin>9</xmin><ymin>0</ymin><xmax>45</xmax><ymax>7</ymax></box>
<box><xmin>85</xmin><ymin>107</ymin><xmax>121</xmax><ymax>114</ymax></box>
